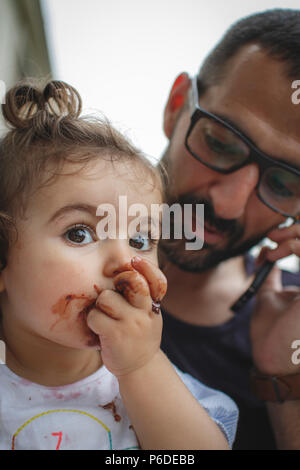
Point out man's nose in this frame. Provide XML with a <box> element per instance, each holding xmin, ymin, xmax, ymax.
<box><xmin>208</xmin><ymin>163</ymin><xmax>260</xmax><ymax>219</ymax></box>
<box><xmin>102</xmin><ymin>239</ymin><xmax>134</xmax><ymax>278</ymax></box>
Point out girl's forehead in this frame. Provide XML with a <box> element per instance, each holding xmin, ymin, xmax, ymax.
<box><xmin>27</xmin><ymin>158</ymin><xmax>162</xmax><ymax>216</ymax></box>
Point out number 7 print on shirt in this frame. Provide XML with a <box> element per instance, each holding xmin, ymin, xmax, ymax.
<box><xmin>51</xmin><ymin>431</ymin><xmax>63</xmax><ymax>450</ymax></box>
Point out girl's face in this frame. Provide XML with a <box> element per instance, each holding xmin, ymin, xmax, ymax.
<box><xmin>0</xmin><ymin>158</ymin><xmax>162</xmax><ymax>350</ymax></box>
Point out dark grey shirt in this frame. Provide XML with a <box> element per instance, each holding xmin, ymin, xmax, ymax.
<box><xmin>161</xmin><ymin>254</ymin><xmax>300</xmax><ymax>449</ymax></box>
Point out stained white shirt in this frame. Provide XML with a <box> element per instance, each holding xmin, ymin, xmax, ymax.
<box><xmin>0</xmin><ymin>363</ymin><xmax>238</xmax><ymax>450</ymax></box>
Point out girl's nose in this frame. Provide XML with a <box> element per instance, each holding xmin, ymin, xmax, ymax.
<box><xmin>208</xmin><ymin>163</ymin><xmax>259</xmax><ymax>220</ymax></box>
<box><xmin>102</xmin><ymin>239</ymin><xmax>134</xmax><ymax>278</ymax></box>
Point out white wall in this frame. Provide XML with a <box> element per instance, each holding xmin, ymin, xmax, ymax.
<box><xmin>0</xmin><ymin>0</ymin><xmax>23</xmax><ymax>87</ymax></box>
<box><xmin>42</xmin><ymin>0</ymin><xmax>300</xmax><ymax>272</ymax></box>
<box><xmin>43</xmin><ymin>0</ymin><xmax>300</xmax><ymax>161</ymax></box>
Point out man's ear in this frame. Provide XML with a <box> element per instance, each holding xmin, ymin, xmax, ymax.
<box><xmin>0</xmin><ymin>278</ymin><xmax>5</xmax><ymax>294</ymax></box>
<box><xmin>163</xmin><ymin>72</ymin><xmax>191</xmax><ymax>139</ymax></box>
<box><xmin>0</xmin><ymin>259</ymin><xmax>6</xmax><ymax>293</ymax></box>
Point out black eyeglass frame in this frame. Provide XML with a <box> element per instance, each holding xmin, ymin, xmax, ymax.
<box><xmin>185</xmin><ymin>76</ymin><xmax>300</xmax><ymax>219</ymax></box>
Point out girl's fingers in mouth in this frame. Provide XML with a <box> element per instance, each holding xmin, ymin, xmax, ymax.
<box><xmin>131</xmin><ymin>257</ymin><xmax>167</xmax><ymax>302</ymax></box>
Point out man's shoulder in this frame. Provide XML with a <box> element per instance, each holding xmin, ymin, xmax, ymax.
<box><xmin>282</xmin><ymin>267</ymin><xmax>300</xmax><ymax>285</ymax></box>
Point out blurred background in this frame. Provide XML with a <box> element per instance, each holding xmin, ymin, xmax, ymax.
<box><xmin>0</xmin><ymin>0</ymin><xmax>299</xmax><ymax>271</ymax></box>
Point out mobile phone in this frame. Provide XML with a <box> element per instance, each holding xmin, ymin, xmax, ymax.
<box><xmin>230</xmin><ymin>219</ymin><xmax>299</xmax><ymax>313</ymax></box>
<box><xmin>230</xmin><ymin>260</ymin><xmax>274</xmax><ymax>312</ymax></box>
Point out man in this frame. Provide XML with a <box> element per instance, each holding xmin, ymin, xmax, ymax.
<box><xmin>158</xmin><ymin>9</ymin><xmax>300</xmax><ymax>449</ymax></box>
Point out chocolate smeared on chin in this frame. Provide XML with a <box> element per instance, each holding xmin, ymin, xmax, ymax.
<box><xmin>77</xmin><ymin>299</ymin><xmax>100</xmax><ymax>347</ymax></box>
<box><xmin>51</xmin><ymin>285</ymin><xmax>102</xmax><ymax>347</ymax></box>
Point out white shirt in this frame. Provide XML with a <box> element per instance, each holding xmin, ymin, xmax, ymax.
<box><xmin>0</xmin><ymin>363</ymin><xmax>238</xmax><ymax>450</ymax></box>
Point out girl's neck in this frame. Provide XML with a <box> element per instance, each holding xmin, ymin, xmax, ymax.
<box><xmin>0</xmin><ymin>320</ymin><xmax>103</xmax><ymax>387</ymax></box>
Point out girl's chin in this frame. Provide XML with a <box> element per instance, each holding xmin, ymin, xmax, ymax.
<box><xmin>49</xmin><ymin>333</ymin><xmax>101</xmax><ymax>351</ymax></box>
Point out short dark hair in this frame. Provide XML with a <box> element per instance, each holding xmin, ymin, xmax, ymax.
<box><xmin>197</xmin><ymin>8</ymin><xmax>300</xmax><ymax>95</ymax></box>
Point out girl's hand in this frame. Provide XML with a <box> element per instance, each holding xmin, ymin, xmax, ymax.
<box><xmin>87</xmin><ymin>257</ymin><xmax>167</xmax><ymax>378</ymax></box>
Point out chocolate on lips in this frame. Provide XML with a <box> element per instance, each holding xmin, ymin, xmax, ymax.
<box><xmin>50</xmin><ymin>258</ymin><xmax>163</xmax><ymax>346</ymax></box>
<box><xmin>76</xmin><ymin>296</ymin><xmax>100</xmax><ymax>347</ymax></box>
<box><xmin>51</xmin><ymin>285</ymin><xmax>102</xmax><ymax>347</ymax></box>
<box><xmin>49</xmin><ymin>269</ymin><xmax>135</xmax><ymax>348</ymax></box>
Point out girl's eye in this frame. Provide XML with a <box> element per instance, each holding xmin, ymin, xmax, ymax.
<box><xmin>129</xmin><ymin>234</ymin><xmax>151</xmax><ymax>251</ymax></box>
<box><xmin>64</xmin><ymin>225</ymin><xmax>95</xmax><ymax>245</ymax></box>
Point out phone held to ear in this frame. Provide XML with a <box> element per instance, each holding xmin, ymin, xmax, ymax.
<box><xmin>231</xmin><ymin>218</ymin><xmax>299</xmax><ymax>313</ymax></box>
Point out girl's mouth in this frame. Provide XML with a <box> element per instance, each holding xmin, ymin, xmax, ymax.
<box><xmin>51</xmin><ymin>284</ymin><xmax>102</xmax><ymax>347</ymax></box>
<box><xmin>77</xmin><ymin>299</ymin><xmax>100</xmax><ymax>347</ymax></box>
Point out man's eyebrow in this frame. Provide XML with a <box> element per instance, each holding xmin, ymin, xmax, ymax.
<box><xmin>214</xmin><ymin>111</ymin><xmax>300</xmax><ymax>171</ymax></box>
<box><xmin>213</xmin><ymin>112</ymin><xmax>250</xmax><ymax>139</ymax></box>
<box><xmin>48</xmin><ymin>204</ymin><xmax>98</xmax><ymax>224</ymax></box>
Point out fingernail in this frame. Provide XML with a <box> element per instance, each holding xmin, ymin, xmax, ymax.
<box><xmin>132</xmin><ymin>256</ymin><xmax>142</xmax><ymax>264</ymax></box>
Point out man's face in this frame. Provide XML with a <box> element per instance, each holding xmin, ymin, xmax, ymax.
<box><xmin>160</xmin><ymin>44</ymin><xmax>300</xmax><ymax>272</ymax></box>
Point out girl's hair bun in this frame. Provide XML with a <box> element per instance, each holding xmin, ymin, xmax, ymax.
<box><xmin>2</xmin><ymin>80</ymin><xmax>82</xmax><ymax>130</ymax></box>
<box><xmin>42</xmin><ymin>81</ymin><xmax>82</xmax><ymax>118</ymax></box>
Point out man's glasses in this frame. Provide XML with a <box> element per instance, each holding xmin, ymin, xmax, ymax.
<box><xmin>185</xmin><ymin>76</ymin><xmax>300</xmax><ymax>219</ymax></box>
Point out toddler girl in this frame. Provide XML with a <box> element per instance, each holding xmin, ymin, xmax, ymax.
<box><xmin>0</xmin><ymin>80</ymin><xmax>238</xmax><ymax>450</ymax></box>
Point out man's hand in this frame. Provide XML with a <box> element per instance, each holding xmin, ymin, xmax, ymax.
<box><xmin>262</xmin><ymin>223</ymin><xmax>300</xmax><ymax>263</ymax></box>
<box><xmin>251</xmin><ymin>223</ymin><xmax>300</xmax><ymax>376</ymax></box>
<box><xmin>87</xmin><ymin>257</ymin><xmax>167</xmax><ymax>378</ymax></box>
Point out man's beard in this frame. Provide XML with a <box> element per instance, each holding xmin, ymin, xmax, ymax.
<box><xmin>159</xmin><ymin>193</ymin><xmax>268</xmax><ymax>273</ymax></box>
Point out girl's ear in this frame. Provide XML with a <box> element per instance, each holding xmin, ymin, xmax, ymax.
<box><xmin>163</xmin><ymin>72</ymin><xmax>191</xmax><ymax>139</ymax></box>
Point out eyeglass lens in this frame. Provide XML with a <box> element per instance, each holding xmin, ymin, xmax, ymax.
<box><xmin>187</xmin><ymin>117</ymin><xmax>300</xmax><ymax>217</ymax></box>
